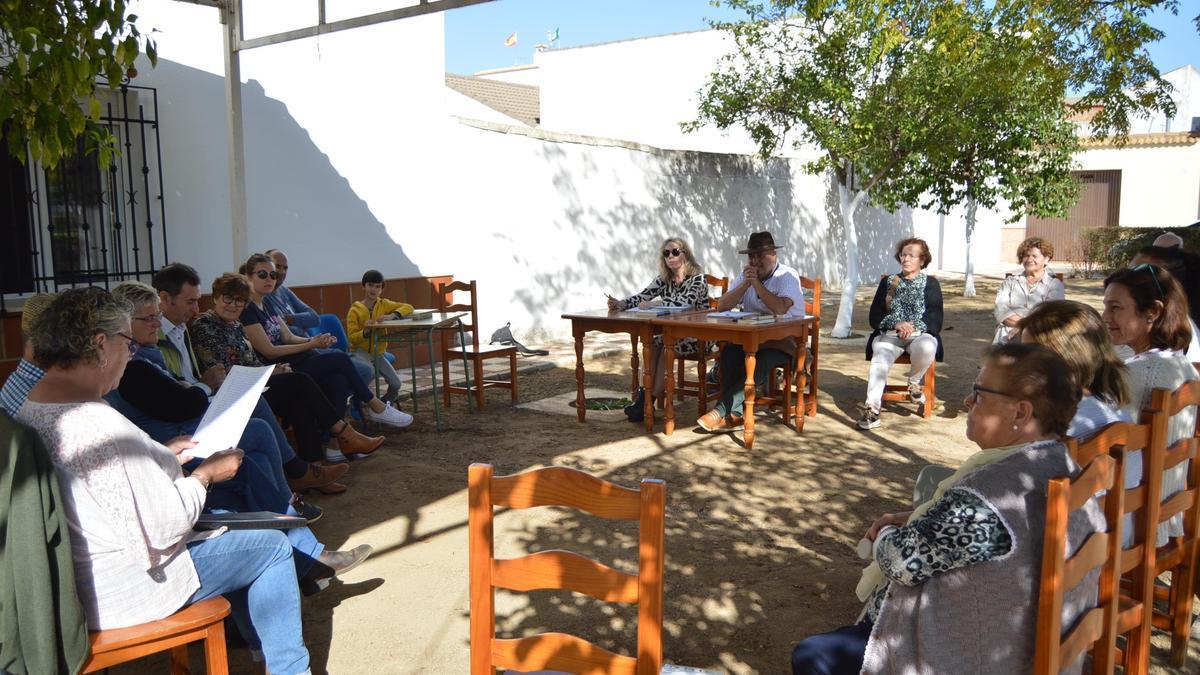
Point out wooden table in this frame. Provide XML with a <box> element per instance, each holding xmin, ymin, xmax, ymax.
<box><xmin>658</xmin><ymin>313</ymin><xmax>813</xmax><ymax>449</ymax></box>
<box><xmin>560</xmin><ymin>309</ymin><xmax>663</xmax><ymax>432</ymax></box>
<box><xmin>370</xmin><ymin>311</ymin><xmax>471</xmax><ymax>431</ymax></box>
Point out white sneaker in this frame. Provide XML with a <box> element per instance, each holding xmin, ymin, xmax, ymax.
<box><xmin>368</xmin><ymin>404</ymin><xmax>414</xmax><ymax>428</ymax></box>
<box><xmin>907</xmin><ymin>380</ymin><xmax>925</xmax><ymax>403</ymax></box>
<box><xmin>324</xmin><ymin>448</ymin><xmax>349</xmax><ymax>464</ymax></box>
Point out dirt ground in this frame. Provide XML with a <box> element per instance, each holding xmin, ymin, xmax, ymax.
<box><xmin>117</xmin><ymin>276</ymin><xmax>1197</xmax><ymax>674</ymax></box>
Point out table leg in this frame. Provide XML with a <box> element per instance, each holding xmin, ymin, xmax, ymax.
<box><xmin>408</xmin><ymin>342</ymin><xmax>419</xmax><ymax>414</ymax></box>
<box><xmin>574</xmin><ymin>330</ymin><xmax>586</xmax><ymax>423</ymax></box>
<box><xmin>629</xmin><ymin>333</ymin><xmax>640</xmax><ymax>397</ymax></box>
<box><xmin>794</xmin><ymin>331</ymin><xmax>808</xmax><ymax>433</ymax></box>
<box><xmin>457</xmin><ymin>321</ymin><xmax>475</xmax><ymax>413</ymax></box>
<box><xmin>426</xmin><ymin>328</ymin><xmax>443</xmax><ymax>431</ymax></box>
<box><xmin>642</xmin><ymin>331</ymin><xmax>654</xmax><ymax>433</ymax></box>
<box><xmin>664</xmin><ymin>333</ymin><xmax>676</xmax><ymax>435</ymax></box>
<box><xmin>743</xmin><ymin>351</ymin><xmax>757</xmax><ymax>449</ymax></box>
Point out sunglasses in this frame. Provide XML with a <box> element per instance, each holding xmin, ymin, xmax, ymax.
<box><xmin>253</xmin><ymin>270</ymin><xmax>279</xmax><ymax>280</ymax></box>
<box><xmin>662</xmin><ymin>248</ymin><xmax>683</xmax><ymax>259</ymax></box>
<box><xmin>1131</xmin><ymin>263</ymin><xmax>1164</xmax><ymax>299</ymax></box>
<box><xmin>220</xmin><ymin>295</ymin><xmax>249</xmax><ymax>307</ymax></box>
<box><xmin>114</xmin><ymin>332</ymin><xmax>138</xmax><ymax>356</ymax></box>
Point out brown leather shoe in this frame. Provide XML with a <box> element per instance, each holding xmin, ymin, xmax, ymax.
<box><xmin>315</xmin><ymin>481</ymin><xmax>347</xmax><ymax>495</ymax></box>
<box><xmin>697</xmin><ymin>410</ymin><xmax>743</xmax><ymax>432</ymax></box>
<box><xmin>287</xmin><ymin>462</ymin><xmax>349</xmax><ymax>492</ymax></box>
<box><xmin>336</xmin><ymin>424</ymin><xmax>384</xmax><ymax>456</ymax></box>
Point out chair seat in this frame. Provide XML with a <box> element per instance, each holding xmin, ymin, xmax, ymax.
<box><xmin>447</xmin><ymin>343</ymin><xmax>519</xmax><ymax>358</ymax></box>
<box><xmin>89</xmin><ymin>597</ymin><xmax>231</xmax><ymax>654</ymax></box>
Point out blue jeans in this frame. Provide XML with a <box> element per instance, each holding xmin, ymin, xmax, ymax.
<box><xmin>713</xmin><ymin>345</ymin><xmax>792</xmax><ymax>417</ymax></box>
<box><xmin>791</xmin><ymin>620</ymin><xmax>872</xmax><ymax>675</ymax></box>
<box><xmin>188</xmin><ymin>530</ymin><xmax>310</xmax><ymax>675</ymax></box>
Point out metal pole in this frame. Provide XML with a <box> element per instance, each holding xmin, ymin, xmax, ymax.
<box><xmin>222</xmin><ymin>0</ymin><xmax>249</xmax><ymax>267</ymax></box>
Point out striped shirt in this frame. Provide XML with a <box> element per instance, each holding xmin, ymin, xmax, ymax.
<box><xmin>0</xmin><ymin>359</ymin><xmax>45</xmax><ymax>417</ymax></box>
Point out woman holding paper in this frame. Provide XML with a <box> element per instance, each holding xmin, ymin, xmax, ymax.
<box><xmin>192</xmin><ymin>273</ymin><xmax>384</xmax><ymax>461</ymax></box>
<box><xmin>239</xmin><ymin>253</ymin><xmax>411</xmax><ymax>429</ymax></box>
<box><xmin>791</xmin><ymin>343</ymin><xmax>1101</xmax><ymax>674</ymax></box>
<box><xmin>605</xmin><ymin>237</ymin><xmax>710</xmax><ymax>417</ymax></box>
<box><xmin>15</xmin><ymin>288</ymin><xmax>314</xmax><ymax>675</ymax></box>
<box><xmin>857</xmin><ymin>238</ymin><xmax>944</xmax><ymax>431</ymax></box>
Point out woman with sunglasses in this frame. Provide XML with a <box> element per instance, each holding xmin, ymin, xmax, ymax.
<box><xmin>793</xmin><ymin>343</ymin><xmax>1101</xmax><ymax>674</ymax></box>
<box><xmin>1103</xmin><ymin>264</ymin><xmax>1198</xmax><ymax>543</ymax></box>
<box><xmin>239</xmin><ymin>254</ymin><xmax>411</xmax><ymax>429</ymax></box>
<box><xmin>857</xmin><ymin>238</ymin><xmax>943</xmax><ymax>431</ymax></box>
<box><xmin>1130</xmin><ymin>244</ymin><xmax>1200</xmax><ymax>361</ymax></box>
<box><xmin>606</xmin><ymin>237</ymin><xmax>709</xmax><ymax>417</ymax></box>
<box><xmin>191</xmin><ymin>273</ymin><xmax>385</xmax><ymax>465</ymax></box>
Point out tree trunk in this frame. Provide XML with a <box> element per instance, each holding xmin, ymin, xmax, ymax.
<box><xmin>831</xmin><ymin>180</ymin><xmax>867</xmax><ymax>338</ymax></box>
<box><xmin>963</xmin><ymin>197</ymin><xmax>977</xmax><ymax>297</ymax></box>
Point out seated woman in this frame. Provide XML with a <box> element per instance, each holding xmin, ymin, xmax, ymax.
<box><xmin>993</xmin><ymin>236</ymin><xmax>1065</xmax><ymax>344</ymax></box>
<box><xmin>606</xmin><ymin>237</ymin><xmax>709</xmax><ymax>418</ymax></box>
<box><xmin>191</xmin><ymin>273</ymin><xmax>384</xmax><ymax>463</ymax></box>
<box><xmin>238</xmin><ymin>254</ymin><xmax>410</xmax><ymax>429</ymax></box>
<box><xmin>792</xmin><ymin>343</ymin><xmax>1102</xmax><ymax>675</ymax></box>
<box><xmin>1129</xmin><ymin>244</ymin><xmax>1200</xmax><ymax>361</ymax></box>
<box><xmin>1103</xmin><ymin>263</ymin><xmax>1199</xmax><ymax>544</ymax></box>
<box><xmin>16</xmin><ymin>289</ymin><xmax>311</xmax><ymax>675</ymax></box>
<box><xmin>858</xmin><ymin>238</ymin><xmax>943</xmax><ymax>431</ymax></box>
<box><xmin>1018</xmin><ymin>300</ymin><xmax>1131</xmax><ymax>440</ymax></box>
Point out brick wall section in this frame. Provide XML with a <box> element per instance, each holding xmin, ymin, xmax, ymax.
<box><xmin>0</xmin><ymin>275</ymin><xmax>453</xmax><ymax>382</ymax></box>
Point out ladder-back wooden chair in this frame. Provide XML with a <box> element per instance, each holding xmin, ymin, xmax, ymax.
<box><xmin>438</xmin><ymin>280</ymin><xmax>519</xmax><ymax>409</ymax></box>
<box><xmin>878</xmin><ymin>275</ymin><xmax>936</xmax><ymax>418</ymax></box>
<box><xmin>674</xmin><ymin>274</ymin><xmax>728</xmax><ymax>414</ymax></box>
<box><xmin>468</xmin><ymin>464</ymin><xmax>665</xmax><ymax>675</ymax></box>
<box><xmin>1033</xmin><ymin>451</ymin><xmax>1123</xmax><ymax>675</ymax></box>
<box><xmin>1145</xmin><ymin>384</ymin><xmax>1200</xmax><ymax>668</ymax></box>
<box><xmin>1066</xmin><ymin>419</ymin><xmax>1160</xmax><ymax>675</ymax></box>
<box><xmin>82</xmin><ymin>597</ymin><xmax>232</xmax><ymax>674</ymax></box>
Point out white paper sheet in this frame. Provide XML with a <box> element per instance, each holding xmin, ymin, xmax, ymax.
<box><xmin>187</xmin><ymin>365</ymin><xmax>274</xmax><ymax>459</ymax></box>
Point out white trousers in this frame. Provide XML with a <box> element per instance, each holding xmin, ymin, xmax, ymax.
<box><xmin>865</xmin><ymin>333</ymin><xmax>938</xmax><ymax>411</ymax></box>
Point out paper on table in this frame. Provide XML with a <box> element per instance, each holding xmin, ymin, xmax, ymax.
<box><xmin>188</xmin><ymin>365</ymin><xmax>274</xmax><ymax>459</ymax></box>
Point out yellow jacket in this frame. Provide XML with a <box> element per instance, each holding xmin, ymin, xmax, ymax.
<box><xmin>346</xmin><ymin>298</ymin><xmax>414</xmax><ymax>354</ymax></box>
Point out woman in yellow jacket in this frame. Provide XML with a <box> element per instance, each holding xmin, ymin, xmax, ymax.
<box><xmin>346</xmin><ymin>270</ymin><xmax>413</xmax><ymax>404</ymax></box>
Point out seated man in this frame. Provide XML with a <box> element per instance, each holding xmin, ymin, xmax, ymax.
<box><xmin>266</xmin><ymin>248</ymin><xmax>375</xmax><ymax>387</ymax></box>
<box><xmin>0</xmin><ymin>293</ymin><xmax>55</xmax><ymax>417</ymax></box>
<box><xmin>697</xmin><ymin>231</ymin><xmax>806</xmax><ymax>431</ymax></box>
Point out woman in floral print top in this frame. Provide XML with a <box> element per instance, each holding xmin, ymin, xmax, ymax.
<box><xmin>858</xmin><ymin>238</ymin><xmax>944</xmax><ymax>431</ymax></box>
<box><xmin>606</xmin><ymin>237</ymin><xmax>711</xmax><ymax>404</ymax></box>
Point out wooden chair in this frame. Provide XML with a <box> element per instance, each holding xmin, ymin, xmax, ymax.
<box><xmin>675</xmin><ymin>274</ymin><xmax>729</xmax><ymax>414</ymax></box>
<box><xmin>1067</xmin><ymin>419</ymin><xmax>1160</xmax><ymax>675</ymax></box>
<box><xmin>1144</xmin><ymin>384</ymin><xmax>1200</xmax><ymax>668</ymax></box>
<box><xmin>438</xmin><ymin>280</ymin><xmax>519</xmax><ymax>409</ymax></box>
<box><xmin>468</xmin><ymin>464</ymin><xmax>665</xmax><ymax>675</ymax></box>
<box><xmin>81</xmin><ymin>596</ymin><xmax>231</xmax><ymax>674</ymax></box>
<box><xmin>876</xmin><ymin>275</ymin><xmax>935</xmax><ymax>418</ymax></box>
<box><xmin>761</xmin><ymin>277</ymin><xmax>822</xmax><ymax>427</ymax></box>
<box><xmin>1033</xmin><ymin>451</ymin><xmax>1123</xmax><ymax>675</ymax></box>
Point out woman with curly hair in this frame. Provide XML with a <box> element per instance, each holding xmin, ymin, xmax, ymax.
<box><xmin>993</xmin><ymin>237</ymin><xmax>1065</xmax><ymax>344</ymax></box>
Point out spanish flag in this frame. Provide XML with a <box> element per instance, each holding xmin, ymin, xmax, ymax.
<box><xmin>504</xmin><ymin>32</ymin><xmax>517</xmax><ymax>47</ymax></box>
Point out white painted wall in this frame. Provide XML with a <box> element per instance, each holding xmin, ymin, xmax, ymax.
<box><xmin>473</xmin><ymin>64</ymin><xmax>540</xmax><ymax>86</ymax></box>
<box><xmin>1134</xmin><ymin>65</ymin><xmax>1200</xmax><ymax>134</ymax></box>
<box><xmin>1076</xmin><ymin>141</ymin><xmax>1200</xmax><ymax>226</ymax></box>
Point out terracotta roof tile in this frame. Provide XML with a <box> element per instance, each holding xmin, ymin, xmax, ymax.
<box><xmin>445</xmin><ymin>73</ymin><xmax>539</xmax><ymax>126</ymax></box>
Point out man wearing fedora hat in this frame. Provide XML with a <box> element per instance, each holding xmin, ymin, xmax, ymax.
<box><xmin>698</xmin><ymin>231</ymin><xmax>807</xmax><ymax>431</ymax></box>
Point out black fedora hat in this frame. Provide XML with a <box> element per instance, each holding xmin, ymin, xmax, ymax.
<box><xmin>738</xmin><ymin>231</ymin><xmax>784</xmax><ymax>254</ymax></box>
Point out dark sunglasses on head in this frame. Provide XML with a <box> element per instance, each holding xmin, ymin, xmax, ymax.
<box><xmin>253</xmin><ymin>270</ymin><xmax>278</xmax><ymax>280</ymax></box>
<box><xmin>662</xmin><ymin>248</ymin><xmax>683</xmax><ymax>258</ymax></box>
<box><xmin>1131</xmin><ymin>263</ymin><xmax>1165</xmax><ymax>299</ymax></box>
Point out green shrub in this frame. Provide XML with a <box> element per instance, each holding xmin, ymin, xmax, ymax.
<box><xmin>1077</xmin><ymin>227</ymin><xmax>1200</xmax><ymax>274</ymax></box>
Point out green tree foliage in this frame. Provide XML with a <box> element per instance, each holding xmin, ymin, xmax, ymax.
<box><xmin>691</xmin><ymin>0</ymin><xmax>1178</xmax><ymax>332</ymax></box>
<box><xmin>0</xmin><ymin>0</ymin><xmax>156</xmax><ymax>168</ymax></box>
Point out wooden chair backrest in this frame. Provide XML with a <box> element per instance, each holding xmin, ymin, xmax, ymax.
<box><xmin>1067</xmin><ymin>420</ymin><xmax>1158</xmax><ymax>578</ymax></box>
<box><xmin>801</xmin><ymin>277</ymin><xmax>821</xmax><ymax>319</ymax></box>
<box><xmin>1150</xmin><ymin>383</ymin><xmax>1200</xmax><ymax>544</ymax></box>
<box><xmin>437</xmin><ymin>279</ymin><xmax>479</xmax><ymax>348</ymax></box>
<box><xmin>1033</xmin><ymin>452</ymin><xmax>1123</xmax><ymax>675</ymax></box>
<box><xmin>705</xmin><ymin>274</ymin><xmax>728</xmax><ymax>309</ymax></box>
<box><xmin>468</xmin><ymin>464</ymin><xmax>666</xmax><ymax>675</ymax></box>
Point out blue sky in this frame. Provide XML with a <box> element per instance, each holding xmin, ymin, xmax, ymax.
<box><xmin>445</xmin><ymin>0</ymin><xmax>1199</xmax><ymax>76</ymax></box>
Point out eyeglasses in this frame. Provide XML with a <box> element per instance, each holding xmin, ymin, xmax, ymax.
<box><xmin>662</xmin><ymin>248</ymin><xmax>683</xmax><ymax>258</ymax></box>
<box><xmin>253</xmin><ymin>270</ymin><xmax>278</xmax><ymax>280</ymax></box>
<box><xmin>114</xmin><ymin>332</ymin><xmax>138</xmax><ymax>355</ymax></box>
<box><xmin>898</xmin><ymin>253</ymin><xmax>923</xmax><ymax>260</ymax></box>
<box><xmin>219</xmin><ymin>295</ymin><xmax>249</xmax><ymax>307</ymax></box>
<box><xmin>132</xmin><ymin>312</ymin><xmax>162</xmax><ymax>323</ymax></box>
<box><xmin>1131</xmin><ymin>263</ymin><xmax>1165</xmax><ymax>299</ymax></box>
<box><xmin>970</xmin><ymin>383</ymin><xmax>1014</xmax><ymax>400</ymax></box>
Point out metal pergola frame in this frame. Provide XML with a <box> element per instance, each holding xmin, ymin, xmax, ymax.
<box><xmin>177</xmin><ymin>0</ymin><xmax>496</xmax><ymax>264</ymax></box>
